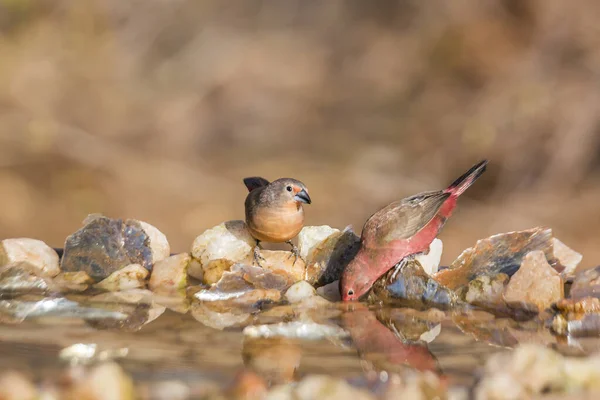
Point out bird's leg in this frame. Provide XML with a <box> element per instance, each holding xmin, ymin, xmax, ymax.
<box><xmin>253</xmin><ymin>240</ymin><xmax>266</xmax><ymax>267</ymax></box>
<box><xmin>390</xmin><ymin>254</ymin><xmax>416</xmax><ymax>281</ymax></box>
<box><xmin>285</xmin><ymin>240</ymin><xmax>300</xmax><ymax>265</ymax></box>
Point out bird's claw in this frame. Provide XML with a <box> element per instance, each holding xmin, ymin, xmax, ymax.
<box><xmin>285</xmin><ymin>241</ymin><xmax>300</xmax><ymax>265</ymax></box>
<box><xmin>253</xmin><ymin>245</ymin><xmax>266</xmax><ymax>267</ymax></box>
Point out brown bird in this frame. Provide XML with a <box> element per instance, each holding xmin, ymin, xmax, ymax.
<box><xmin>243</xmin><ymin>177</ymin><xmax>312</xmax><ymax>265</ymax></box>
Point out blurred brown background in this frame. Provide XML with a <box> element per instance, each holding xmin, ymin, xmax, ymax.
<box><xmin>0</xmin><ymin>0</ymin><xmax>598</xmax><ymax>268</ymax></box>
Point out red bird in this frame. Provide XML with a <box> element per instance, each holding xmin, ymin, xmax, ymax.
<box><xmin>340</xmin><ymin>160</ymin><xmax>488</xmax><ymax>301</ymax></box>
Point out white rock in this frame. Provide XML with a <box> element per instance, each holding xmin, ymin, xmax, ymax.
<box><xmin>190</xmin><ymin>220</ymin><xmax>256</xmax><ymax>282</ymax></box>
<box><xmin>297</xmin><ymin>226</ymin><xmax>340</xmax><ymax>261</ymax></box>
<box><xmin>137</xmin><ymin>220</ymin><xmax>171</xmax><ymax>264</ymax></box>
<box><xmin>316</xmin><ymin>280</ymin><xmax>341</xmax><ymax>302</ymax></box>
<box><xmin>553</xmin><ymin>238</ymin><xmax>583</xmax><ymax>277</ymax></box>
<box><xmin>94</xmin><ymin>264</ymin><xmax>149</xmax><ymax>292</ymax></box>
<box><xmin>0</xmin><ymin>238</ymin><xmax>60</xmax><ymax>277</ymax></box>
<box><xmin>415</xmin><ymin>238</ymin><xmax>443</xmax><ymax>276</ymax></box>
<box><xmin>149</xmin><ymin>253</ymin><xmax>190</xmax><ymax>296</ymax></box>
<box><xmin>285</xmin><ymin>281</ymin><xmax>316</xmax><ymax>303</ymax></box>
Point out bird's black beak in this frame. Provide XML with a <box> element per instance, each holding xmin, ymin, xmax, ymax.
<box><xmin>294</xmin><ymin>189</ymin><xmax>311</xmax><ymax>204</ymax></box>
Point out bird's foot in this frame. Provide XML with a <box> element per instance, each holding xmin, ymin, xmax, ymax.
<box><xmin>390</xmin><ymin>254</ymin><xmax>416</xmax><ymax>281</ymax></box>
<box><xmin>253</xmin><ymin>242</ymin><xmax>266</xmax><ymax>267</ymax></box>
<box><xmin>285</xmin><ymin>240</ymin><xmax>300</xmax><ymax>265</ymax></box>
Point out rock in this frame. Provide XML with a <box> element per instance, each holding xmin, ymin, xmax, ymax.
<box><xmin>552</xmin><ymin>297</ymin><xmax>600</xmax><ymax>337</ymax></box>
<box><xmin>297</xmin><ymin>225</ymin><xmax>340</xmax><ymax>260</ymax></box>
<box><xmin>475</xmin><ymin>344</ymin><xmax>600</xmax><ymax>399</ymax></box>
<box><xmin>193</xmin><ymin>264</ymin><xmax>291</xmax><ymax>319</ymax></box>
<box><xmin>68</xmin><ymin>362</ymin><xmax>135</xmax><ymax>400</ymax></box>
<box><xmin>570</xmin><ymin>266</ymin><xmax>600</xmax><ymax>300</ymax></box>
<box><xmin>243</xmin><ymin>250</ymin><xmax>306</xmax><ymax>283</ymax></box>
<box><xmin>226</xmin><ymin>370</ymin><xmax>268</xmax><ymax>400</ymax></box>
<box><xmin>503</xmin><ymin>251</ymin><xmax>563</xmax><ymax>313</ymax></box>
<box><xmin>414</xmin><ymin>238</ymin><xmax>443</xmax><ymax>276</ymax></box>
<box><xmin>369</xmin><ymin>258</ymin><xmax>459</xmax><ymax>310</ymax></box>
<box><xmin>0</xmin><ymin>238</ymin><xmax>60</xmax><ymax>277</ymax></box>
<box><xmin>553</xmin><ymin>238</ymin><xmax>582</xmax><ymax>278</ymax></box>
<box><xmin>316</xmin><ymin>280</ymin><xmax>341</xmax><ymax>302</ymax></box>
<box><xmin>52</xmin><ymin>271</ymin><xmax>95</xmax><ymax>292</ymax></box>
<box><xmin>94</xmin><ymin>264</ymin><xmax>149</xmax><ymax>292</ymax></box>
<box><xmin>0</xmin><ymin>262</ymin><xmax>54</xmax><ymax>295</ymax></box>
<box><xmin>136</xmin><ymin>220</ymin><xmax>170</xmax><ymax>264</ymax></box>
<box><xmin>435</xmin><ymin>227</ymin><xmax>556</xmax><ymax>291</ymax></box>
<box><xmin>61</xmin><ymin>215</ymin><xmax>166</xmax><ymax>282</ymax></box>
<box><xmin>301</xmin><ymin>226</ymin><xmax>360</xmax><ymax>287</ymax></box>
<box><xmin>285</xmin><ymin>281</ymin><xmax>316</xmax><ymax>303</ymax></box>
<box><xmin>266</xmin><ymin>375</ymin><xmax>375</xmax><ymax>400</ymax></box>
<box><xmin>243</xmin><ymin>338</ymin><xmax>303</xmax><ymax>385</ymax></box>
<box><xmin>461</xmin><ymin>273</ymin><xmax>509</xmax><ymax>309</ymax></box>
<box><xmin>149</xmin><ymin>253</ymin><xmax>190</xmax><ymax>296</ymax></box>
<box><xmin>0</xmin><ymin>371</ymin><xmax>38</xmax><ymax>400</ymax></box>
<box><xmin>190</xmin><ymin>220</ymin><xmax>256</xmax><ymax>284</ymax></box>
<box><xmin>380</xmin><ymin>371</ymin><xmax>447</xmax><ymax>400</ymax></box>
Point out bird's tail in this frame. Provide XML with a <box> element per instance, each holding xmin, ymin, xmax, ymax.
<box><xmin>444</xmin><ymin>160</ymin><xmax>488</xmax><ymax>197</ymax></box>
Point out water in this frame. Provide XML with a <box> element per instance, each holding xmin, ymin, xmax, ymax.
<box><xmin>2</xmin><ymin>302</ymin><xmax>591</xmax><ymax>394</ymax></box>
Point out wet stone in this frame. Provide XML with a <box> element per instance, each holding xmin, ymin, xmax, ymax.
<box><xmin>553</xmin><ymin>238</ymin><xmax>583</xmax><ymax>278</ymax></box>
<box><xmin>67</xmin><ymin>362</ymin><xmax>135</xmax><ymax>400</ymax></box>
<box><xmin>297</xmin><ymin>225</ymin><xmax>340</xmax><ymax>260</ymax></box>
<box><xmin>503</xmin><ymin>250</ymin><xmax>563</xmax><ymax>313</ymax></box>
<box><xmin>460</xmin><ymin>273</ymin><xmax>509</xmax><ymax>310</ymax></box>
<box><xmin>242</xmin><ymin>250</ymin><xmax>306</xmax><ymax>283</ymax></box>
<box><xmin>369</xmin><ymin>258</ymin><xmax>459</xmax><ymax>310</ymax></box>
<box><xmin>570</xmin><ymin>266</ymin><xmax>600</xmax><ymax>300</ymax></box>
<box><xmin>435</xmin><ymin>227</ymin><xmax>556</xmax><ymax>291</ymax></box>
<box><xmin>52</xmin><ymin>271</ymin><xmax>94</xmax><ymax>292</ymax></box>
<box><xmin>61</xmin><ymin>216</ymin><xmax>162</xmax><ymax>282</ymax></box>
<box><xmin>285</xmin><ymin>281</ymin><xmax>316</xmax><ymax>304</ymax></box>
<box><xmin>93</xmin><ymin>264</ymin><xmax>149</xmax><ymax>292</ymax></box>
<box><xmin>266</xmin><ymin>375</ymin><xmax>375</xmax><ymax>400</ymax></box>
<box><xmin>414</xmin><ymin>238</ymin><xmax>443</xmax><ymax>276</ymax></box>
<box><xmin>552</xmin><ymin>297</ymin><xmax>600</xmax><ymax>337</ymax></box>
<box><xmin>0</xmin><ymin>262</ymin><xmax>54</xmax><ymax>295</ymax></box>
<box><xmin>148</xmin><ymin>253</ymin><xmax>190</xmax><ymax>296</ymax></box>
<box><xmin>299</xmin><ymin>226</ymin><xmax>361</xmax><ymax>287</ymax></box>
<box><xmin>475</xmin><ymin>344</ymin><xmax>600</xmax><ymax>399</ymax></box>
<box><xmin>316</xmin><ymin>279</ymin><xmax>341</xmax><ymax>302</ymax></box>
<box><xmin>190</xmin><ymin>220</ymin><xmax>256</xmax><ymax>284</ymax></box>
<box><xmin>0</xmin><ymin>238</ymin><xmax>60</xmax><ymax>277</ymax></box>
<box><xmin>242</xmin><ymin>337</ymin><xmax>303</xmax><ymax>385</ymax></box>
<box><xmin>193</xmin><ymin>264</ymin><xmax>290</xmax><ymax>315</ymax></box>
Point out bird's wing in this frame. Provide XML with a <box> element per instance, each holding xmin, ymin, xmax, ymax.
<box><xmin>361</xmin><ymin>190</ymin><xmax>450</xmax><ymax>248</ymax></box>
<box><xmin>243</xmin><ymin>177</ymin><xmax>270</xmax><ymax>192</ymax></box>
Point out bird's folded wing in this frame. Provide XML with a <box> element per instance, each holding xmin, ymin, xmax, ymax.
<box><xmin>362</xmin><ymin>191</ymin><xmax>450</xmax><ymax>248</ymax></box>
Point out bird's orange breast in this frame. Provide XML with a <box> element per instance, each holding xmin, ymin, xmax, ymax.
<box><xmin>246</xmin><ymin>203</ymin><xmax>305</xmax><ymax>243</ymax></box>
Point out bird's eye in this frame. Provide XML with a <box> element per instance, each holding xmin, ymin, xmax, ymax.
<box><xmin>347</xmin><ymin>289</ymin><xmax>354</xmax><ymax>296</ymax></box>
<box><xmin>286</xmin><ymin>186</ymin><xmax>293</xmax><ymax>192</ymax></box>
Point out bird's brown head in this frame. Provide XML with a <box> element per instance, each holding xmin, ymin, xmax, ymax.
<box><xmin>268</xmin><ymin>178</ymin><xmax>312</xmax><ymax>206</ymax></box>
